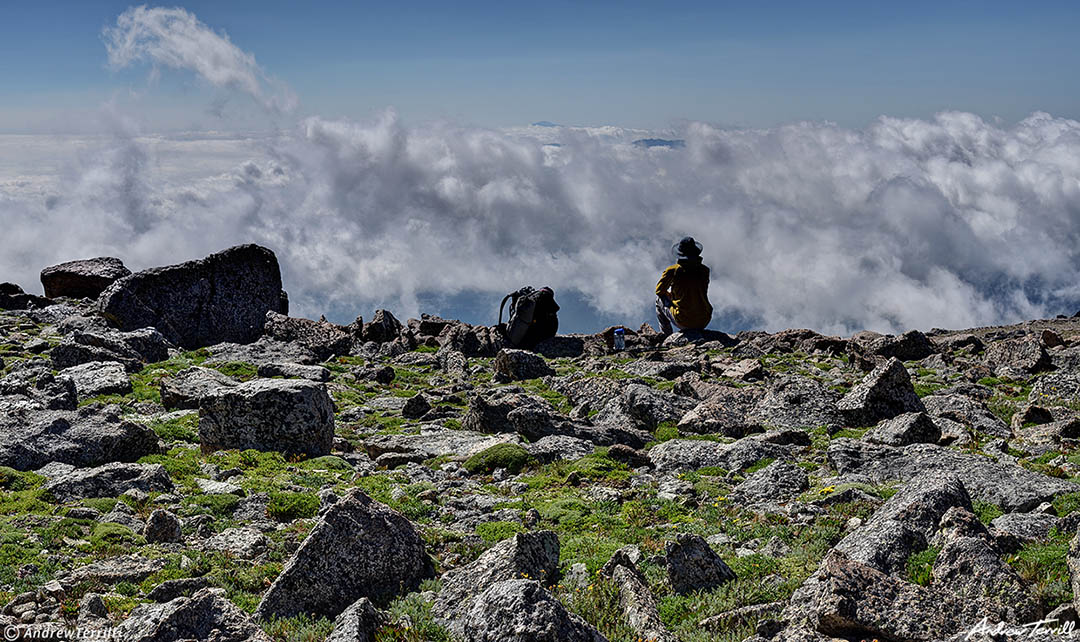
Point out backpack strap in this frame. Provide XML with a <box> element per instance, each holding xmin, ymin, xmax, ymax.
<box><xmin>497</xmin><ymin>292</ymin><xmax>514</xmax><ymax>328</ymax></box>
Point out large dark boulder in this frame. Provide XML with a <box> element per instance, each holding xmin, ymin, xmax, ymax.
<box><xmin>40</xmin><ymin>257</ymin><xmax>130</xmax><ymax>299</ymax></box>
<box><xmin>98</xmin><ymin>244</ymin><xmax>285</xmax><ymax>349</ymax></box>
<box><xmin>0</xmin><ymin>282</ymin><xmax>52</xmax><ymax>310</ymax></box>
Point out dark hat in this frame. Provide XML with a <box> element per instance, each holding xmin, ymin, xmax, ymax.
<box><xmin>672</xmin><ymin>236</ymin><xmax>703</xmax><ymax>259</ymax></box>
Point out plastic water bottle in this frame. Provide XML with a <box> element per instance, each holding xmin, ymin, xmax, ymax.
<box><xmin>613</xmin><ymin>328</ymin><xmax>625</xmax><ymax>351</ymax></box>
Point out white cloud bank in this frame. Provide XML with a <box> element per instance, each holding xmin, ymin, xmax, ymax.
<box><xmin>1</xmin><ymin>8</ymin><xmax>1079</xmax><ymax>335</ymax></box>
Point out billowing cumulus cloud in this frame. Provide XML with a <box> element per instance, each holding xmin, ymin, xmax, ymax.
<box><xmin>1</xmin><ymin>9</ymin><xmax>1079</xmax><ymax>335</ymax></box>
<box><xmin>103</xmin><ymin>5</ymin><xmax>297</xmax><ymax>113</ymax></box>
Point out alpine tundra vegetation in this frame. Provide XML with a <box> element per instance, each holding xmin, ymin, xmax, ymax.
<box><xmin>2</xmin><ymin>245</ymin><xmax>1080</xmax><ymax>642</ymax></box>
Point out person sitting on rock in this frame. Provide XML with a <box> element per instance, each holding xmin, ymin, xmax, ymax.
<box><xmin>655</xmin><ymin>236</ymin><xmax>713</xmax><ymax>335</ymax></box>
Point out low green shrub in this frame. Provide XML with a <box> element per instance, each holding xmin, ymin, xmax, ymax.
<box><xmin>463</xmin><ymin>444</ymin><xmax>532</xmax><ymax>475</ymax></box>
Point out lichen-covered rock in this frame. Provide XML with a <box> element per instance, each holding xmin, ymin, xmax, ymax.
<box><xmin>255</xmin><ymin>489</ymin><xmax>433</xmax><ymax>619</ymax></box>
<box><xmin>863</xmin><ymin>412</ymin><xmax>941</xmax><ymax>446</ymax></box>
<box><xmin>0</xmin><ymin>405</ymin><xmax>160</xmax><ymax>471</ymax></box>
<box><xmin>493</xmin><ymin>348</ymin><xmax>555</xmax><ymax>381</ymax></box>
<box><xmin>828</xmin><ymin>439</ymin><xmax>1079</xmax><ymax>512</ymax></box>
<box><xmin>459</xmin><ymin>580</ymin><xmax>607</xmax><ymax>642</ymax></box>
<box><xmin>40</xmin><ymin>257</ymin><xmax>130</xmax><ymax>299</ymax></box>
<box><xmin>731</xmin><ymin>460</ymin><xmax>809</xmax><ymax>504</ymax></box>
<box><xmin>58</xmin><ymin>361</ymin><xmax>131</xmax><ymax>400</ymax></box>
<box><xmin>647</xmin><ymin>436</ymin><xmax>794</xmax><ymax>473</ymax></box>
<box><xmin>611</xmin><ymin>564</ymin><xmax>677</xmax><ymax>642</ymax></box>
<box><xmin>160</xmin><ymin>367</ymin><xmax>238</xmax><ymax>410</ymax></box>
<box><xmin>922</xmin><ymin>394</ymin><xmax>1010</xmax><ymax>439</ymax></box>
<box><xmin>51</xmin><ymin>327</ymin><xmax>171</xmax><ymax>373</ymax></box>
<box><xmin>44</xmin><ymin>462</ymin><xmax>173</xmax><ymax>501</ymax></box>
<box><xmin>838</xmin><ymin>358</ymin><xmax>925</xmax><ymax>425</ymax></box>
<box><xmin>434</xmin><ymin>531</ymin><xmax>560</xmax><ymax>635</ymax></box>
<box><xmin>198</xmin><ymin>378</ymin><xmax>334</xmax><ymax>457</ymax></box>
<box><xmin>665</xmin><ymin>534</ymin><xmax>737</xmax><ymax>594</ymax></box>
<box><xmin>326</xmin><ymin>598</ymin><xmax>386</xmax><ymax>642</ymax></box>
<box><xmin>256</xmin><ymin>362</ymin><xmax>331</xmax><ymax>382</ymax></box>
<box><xmin>98</xmin><ymin>244</ymin><xmax>285</xmax><ymax>349</ymax></box>
<box><xmin>833</xmin><ymin>472</ymin><xmax>971</xmax><ymax>575</ymax></box>
<box><xmin>984</xmin><ymin>335</ymin><xmax>1051</xmax><ymax>374</ymax></box>
<box><xmin>143</xmin><ymin>509</ymin><xmax>182</xmax><ymax>544</ymax></box>
<box><xmin>116</xmin><ymin>588</ymin><xmax>270</xmax><ymax>642</ymax></box>
<box><xmin>203</xmin><ymin>527</ymin><xmax>269</xmax><ymax>559</ymax></box>
<box><xmin>593</xmin><ymin>383</ymin><xmax>697</xmax><ymax>432</ymax></box>
<box><xmin>747</xmin><ymin>375</ymin><xmax>842</xmax><ymax>430</ymax></box>
<box><xmin>263</xmin><ymin>311</ymin><xmax>352</xmax><ymax>361</ymax></box>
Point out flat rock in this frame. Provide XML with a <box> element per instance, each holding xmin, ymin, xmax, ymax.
<box><xmin>203</xmin><ymin>527</ymin><xmax>269</xmax><ymax>559</ymax></box>
<box><xmin>66</xmin><ymin>554</ymin><xmax>168</xmax><ymax>585</ymax></box>
<box><xmin>160</xmin><ymin>367</ymin><xmax>238</xmax><ymax>410</ymax></box>
<box><xmin>40</xmin><ymin>257</ymin><xmax>130</xmax><ymax>299</ymax></box>
<box><xmin>116</xmin><ymin>587</ymin><xmax>270</xmax><ymax>642</ymax></box>
<box><xmin>44</xmin><ymin>462</ymin><xmax>173</xmax><ymax>502</ymax></box>
<box><xmin>257</xmin><ymin>362</ymin><xmax>331</xmax><ymax>382</ymax></box>
<box><xmin>51</xmin><ymin>327</ymin><xmax>170</xmax><ymax>372</ymax></box>
<box><xmin>58</xmin><ymin>361</ymin><xmax>132</xmax><ymax>400</ymax></box>
<box><xmin>364</xmin><ymin>427</ymin><xmax>521</xmax><ymax>462</ymax></box>
<box><xmin>828</xmin><ymin>438</ymin><xmax>1079</xmax><ymax>511</ymax></box>
<box><xmin>647</xmin><ymin>436</ymin><xmax>794</xmax><ymax>473</ymax></box>
<box><xmin>0</xmin><ymin>405</ymin><xmax>160</xmax><ymax>471</ymax></box>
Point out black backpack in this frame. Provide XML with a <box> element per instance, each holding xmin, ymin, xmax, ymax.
<box><xmin>497</xmin><ymin>286</ymin><xmax>559</xmax><ymax>349</ymax></box>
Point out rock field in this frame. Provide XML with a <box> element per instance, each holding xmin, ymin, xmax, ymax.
<box><xmin>2</xmin><ymin>245</ymin><xmax>1080</xmax><ymax>641</ymax></box>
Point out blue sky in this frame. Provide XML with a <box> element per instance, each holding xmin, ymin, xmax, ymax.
<box><xmin>3</xmin><ymin>1</ymin><xmax>1080</xmax><ymax>133</ymax></box>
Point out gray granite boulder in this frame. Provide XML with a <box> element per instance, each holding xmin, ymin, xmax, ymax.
<box><xmin>116</xmin><ymin>588</ymin><xmax>270</xmax><ymax>642</ymax></box>
<box><xmin>459</xmin><ymin>580</ymin><xmax>607</xmax><ymax>642</ymax></box>
<box><xmin>0</xmin><ymin>405</ymin><xmax>160</xmax><ymax>471</ymax></box>
<box><xmin>255</xmin><ymin>489</ymin><xmax>433</xmax><ymax>619</ymax></box>
<box><xmin>326</xmin><ymin>597</ymin><xmax>386</xmax><ymax>642</ymax></box>
<box><xmin>434</xmin><ymin>530</ymin><xmax>560</xmax><ymax>635</ymax></box>
<box><xmin>40</xmin><ymin>257</ymin><xmax>130</xmax><ymax>299</ymax></box>
<box><xmin>160</xmin><ymin>366</ymin><xmax>238</xmax><ymax>410</ymax></box>
<box><xmin>828</xmin><ymin>438</ymin><xmax>1079</xmax><ymax>512</ymax></box>
<box><xmin>838</xmin><ymin>358</ymin><xmax>924</xmax><ymax>426</ymax></box>
<box><xmin>862</xmin><ymin>412</ymin><xmax>941</xmax><ymax>446</ymax></box>
<box><xmin>51</xmin><ymin>327</ymin><xmax>171</xmax><ymax>372</ymax></box>
<box><xmin>143</xmin><ymin>509</ymin><xmax>182</xmax><ymax>544</ymax></box>
<box><xmin>665</xmin><ymin>534</ymin><xmax>737</xmax><ymax>594</ymax></box>
<box><xmin>731</xmin><ymin>460</ymin><xmax>809</xmax><ymax>504</ymax></box>
<box><xmin>198</xmin><ymin>378</ymin><xmax>334</xmax><ymax>457</ymax></box>
<box><xmin>99</xmin><ymin>244</ymin><xmax>285</xmax><ymax>349</ymax></box>
<box><xmin>44</xmin><ymin>462</ymin><xmax>173</xmax><ymax>501</ymax></box>
<box><xmin>493</xmin><ymin>348</ymin><xmax>555</xmax><ymax>381</ymax></box>
<box><xmin>984</xmin><ymin>335</ymin><xmax>1051</xmax><ymax>374</ymax></box>
<box><xmin>263</xmin><ymin>311</ymin><xmax>352</xmax><ymax>361</ymax></box>
<box><xmin>58</xmin><ymin>361</ymin><xmax>131</xmax><ymax>400</ymax></box>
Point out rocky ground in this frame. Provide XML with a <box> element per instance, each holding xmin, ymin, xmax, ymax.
<box><xmin>3</xmin><ymin>246</ymin><xmax>1080</xmax><ymax>642</ymax></box>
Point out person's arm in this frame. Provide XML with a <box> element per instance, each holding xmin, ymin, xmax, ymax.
<box><xmin>656</xmin><ymin>266</ymin><xmax>675</xmax><ymax>304</ymax></box>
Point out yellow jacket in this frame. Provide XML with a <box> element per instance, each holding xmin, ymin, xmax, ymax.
<box><xmin>656</xmin><ymin>260</ymin><xmax>713</xmax><ymax>329</ymax></box>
